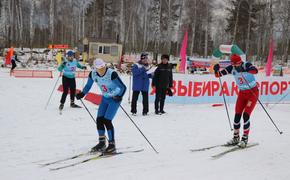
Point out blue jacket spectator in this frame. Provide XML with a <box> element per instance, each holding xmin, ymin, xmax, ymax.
<box><xmin>132</xmin><ymin>63</ymin><xmax>152</xmax><ymax>92</ymax></box>
<box><xmin>131</xmin><ymin>52</ymin><xmax>153</xmax><ymax>116</ymax></box>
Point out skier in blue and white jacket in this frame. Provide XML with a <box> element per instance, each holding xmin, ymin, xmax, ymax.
<box><xmin>76</xmin><ymin>58</ymin><xmax>126</xmax><ymax>153</ymax></box>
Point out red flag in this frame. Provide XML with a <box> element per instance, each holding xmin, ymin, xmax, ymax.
<box><xmin>179</xmin><ymin>30</ymin><xmax>188</xmax><ymax>73</ymax></box>
<box><xmin>5</xmin><ymin>47</ymin><xmax>14</xmax><ymax>65</ymax></box>
<box><xmin>266</xmin><ymin>38</ymin><xmax>274</xmax><ymax>76</ymax></box>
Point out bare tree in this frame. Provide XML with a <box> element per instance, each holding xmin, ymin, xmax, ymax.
<box><xmin>49</xmin><ymin>0</ymin><xmax>54</xmax><ymax>44</ymax></box>
<box><xmin>29</xmin><ymin>0</ymin><xmax>35</xmax><ymax>48</ymax></box>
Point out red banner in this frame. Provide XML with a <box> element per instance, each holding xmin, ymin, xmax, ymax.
<box><xmin>51</xmin><ymin>44</ymin><xmax>69</xmax><ymax>49</ymax></box>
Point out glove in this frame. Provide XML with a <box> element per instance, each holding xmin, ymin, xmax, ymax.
<box><xmin>144</xmin><ymin>65</ymin><xmax>151</xmax><ymax>71</ymax></box>
<box><xmin>82</xmin><ymin>66</ymin><xmax>87</xmax><ymax>70</ymax></box>
<box><xmin>167</xmin><ymin>88</ymin><xmax>173</xmax><ymax>96</ymax></box>
<box><xmin>213</xmin><ymin>64</ymin><xmax>220</xmax><ymax>72</ymax></box>
<box><xmin>61</xmin><ymin>61</ymin><xmax>67</xmax><ymax>68</ymax></box>
<box><xmin>112</xmin><ymin>96</ymin><xmax>122</xmax><ymax>102</ymax></box>
<box><xmin>76</xmin><ymin>92</ymin><xmax>85</xmax><ymax>100</ymax></box>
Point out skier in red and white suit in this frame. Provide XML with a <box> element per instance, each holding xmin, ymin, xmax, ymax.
<box><xmin>213</xmin><ymin>54</ymin><xmax>259</xmax><ymax>148</ymax></box>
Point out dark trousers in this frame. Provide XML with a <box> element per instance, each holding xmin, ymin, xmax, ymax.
<box><xmin>131</xmin><ymin>91</ymin><xmax>149</xmax><ymax>114</ymax></box>
<box><xmin>154</xmin><ymin>87</ymin><xmax>167</xmax><ymax>112</ymax></box>
<box><xmin>60</xmin><ymin>76</ymin><xmax>76</xmax><ymax>104</ymax></box>
<box><xmin>11</xmin><ymin>61</ymin><xmax>17</xmax><ymax>71</ymax></box>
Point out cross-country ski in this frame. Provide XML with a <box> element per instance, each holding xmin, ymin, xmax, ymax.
<box><xmin>49</xmin><ymin>149</ymin><xmax>144</xmax><ymax>171</ymax></box>
<box><xmin>1</xmin><ymin>1</ymin><xmax>290</xmax><ymax>179</ymax></box>
<box><xmin>211</xmin><ymin>143</ymin><xmax>259</xmax><ymax>159</ymax></box>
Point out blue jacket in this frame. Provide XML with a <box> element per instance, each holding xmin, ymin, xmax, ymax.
<box><xmin>82</xmin><ymin>68</ymin><xmax>126</xmax><ymax>98</ymax></box>
<box><xmin>131</xmin><ymin>63</ymin><xmax>152</xmax><ymax>92</ymax></box>
<box><xmin>57</xmin><ymin>58</ymin><xmax>85</xmax><ymax>78</ymax></box>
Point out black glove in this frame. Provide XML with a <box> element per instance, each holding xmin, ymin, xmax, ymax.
<box><xmin>61</xmin><ymin>61</ymin><xmax>67</xmax><ymax>68</ymax></box>
<box><xmin>213</xmin><ymin>64</ymin><xmax>220</xmax><ymax>72</ymax></box>
<box><xmin>76</xmin><ymin>92</ymin><xmax>85</xmax><ymax>100</ymax></box>
<box><xmin>112</xmin><ymin>96</ymin><xmax>122</xmax><ymax>102</ymax></box>
<box><xmin>167</xmin><ymin>88</ymin><xmax>173</xmax><ymax>96</ymax></box>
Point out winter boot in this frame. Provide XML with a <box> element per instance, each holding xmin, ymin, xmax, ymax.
<box><xmin>59</xmin><ymin>103</ymin><xmax>64</xmax><ymax>110</ymax></box>
<box><xmin>91</xmin><ymin>136</ymin><xmax>106</xmax><ymax>153</ymax></box>
<box><xmin>104</xmin><ymin>141</ymin><xmax>116</xmax><ymax>154</ymax></box>
<box><xmin>70</xmin><ymin>101</ymin><xmax>81</xmax><ymax>108</ymax></box>
<box><xmin>238</xmin><ymin>136</ymin><xmax>248</xmax><ymax>148</ymax></box>
<box><xmin>226</xmin><ymin>136</ymin><xmax>240</xmax><ymax>146</ymax></box>
<box><xmin>160</xmin><ymin>110</ymin><xmax>166</xmax><ymax>114</ymax></box>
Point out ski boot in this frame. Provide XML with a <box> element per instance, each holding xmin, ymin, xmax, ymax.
<box><xmin>59</xmin><ymin>103</ymin><xmax>64</xmax><ymax>110</ymax></box>
<box><xmin>238</xmin><ymin>136</ymin><xmax>248</xmax><ymax>148</ymax></box>
<box><xmin>104</xmin><ymin>141</ymin><xmax>116</xmax><ymax>154</ymax></box>
<box><xmin>142</xmin><ymin>112</ymin><xmax>148</xmax><ymax>116</ymax></box>
<box><xmin>70</xmin><ymin>101</ymin><xmax>81</xmax><ymax>108</ymax></box>
<box><xmin>160</xmin><ymin>110</ymin><xmax>166</xmax><ymax>114</ymax></box>
<box><xmin>91</xmin><ymin>136</ymin><xmax>106</xmax><ymax>153</ymax></box>
<box><xmin>226</xmin><ymin>136</ymin><xmax>240</xmax><ymax>146</ymax></box>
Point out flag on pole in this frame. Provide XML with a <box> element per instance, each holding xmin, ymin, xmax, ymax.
<box><xmin>179</xmin><ymin>30</ymin><xmax>188</xmax><ymax>73</ymax></box>
<box><xmin>265</xmin><ymin>38</ymin><xmax>274</xmax><ymax>76</ymax></box>
<box><xmin>5</xmin><ymin>47</ymin><xmax>14</xmax><ymax>65</ymax></box>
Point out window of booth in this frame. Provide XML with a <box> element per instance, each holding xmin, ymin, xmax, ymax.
<box><xmin>103</xmin><ymin>46</ymin><xmax>111</xmax><ymax>54</ymax></box>
<box><xmin>98</xmin><ymin>46</ymin><xmax>103</xmax><ymax>54</ymax></box>
<box><xmin>111</xmin><ymin>46</ymin><xmax>118</xmax><ymax>56</ymax></box>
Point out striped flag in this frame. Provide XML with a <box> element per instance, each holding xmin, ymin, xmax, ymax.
<box><xmin>266</xmin><ymin>38</ymin><xmax>274</xmax><ymax>76</ymax></box>
<box><xmin>179</xmin><ymin>30</ymin><xmax>188</xmax><ymax>73</ymax></box>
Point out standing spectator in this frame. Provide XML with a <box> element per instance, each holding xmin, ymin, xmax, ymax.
<box><xmin>58</xmin><ymin>50</ymin><xmax>86</xmax><ymax>111</ymax></box>
<box><xmin>131</xmin><ymin>52</ymin><xmax>152</xmax><ymax>116</ymax></box>
<box><xmin>10</xmin><ymin>54</ymin><xmax>21</xmax><ymax>75</ymax></box>
<box><xmin>152</xmin><ymin>54</ymin><xmax>173</xmax><ymax>115</ymax></box>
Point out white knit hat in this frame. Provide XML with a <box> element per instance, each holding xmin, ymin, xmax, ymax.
<box><xmin>94</xmin><ymin>58</ymin><xmax>106</xmax><ymax>69</ymax></box>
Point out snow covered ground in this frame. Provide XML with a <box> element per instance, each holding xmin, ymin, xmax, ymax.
<box><xmin>0</xmin><ymin>67</ymin><xmax>290</xmax><ymax>180</ymax></box>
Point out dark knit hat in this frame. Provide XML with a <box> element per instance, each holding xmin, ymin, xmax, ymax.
<box><xmin>161</xmin><ymin>54</ymin><xmax>169</xmax><ymax>60</ymax></box>
<box><xmin>140</xmin><ymin>52</ymin><xmax>148</xmax><ymax>60</ymax></box>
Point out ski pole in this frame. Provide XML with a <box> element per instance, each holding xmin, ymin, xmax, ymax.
<box><xmin>218</xmin><ymin>77</ymin><xmax>233</xmax><ymax>131</ymax></box>
<box><xmin>44</xmin><ymin>73</ymin><xmax>61</xmax><ymax>110</ymax></box>
<box><xmin>80</xmin><ymin>99</ymin><xmax>110</xmax><ymax>141</ymax></box>
<box><xmin>120</xmin><ymin>104</ymin><xmax>159</xmax><ymax>154</ymax></box>
<box><xmin>128</xmin><ymin>73</ymin><xmax>132</xmax><ymax>104</ymax></box>
<box><xmin>240</xmin><ymin>73</ymin><xmax>283</xmax><ymax>134</ymax></box>
<box><xmin>79</xmin><ymin>99</ymin><xmax>96</xmax><ymax>124</ymax></box>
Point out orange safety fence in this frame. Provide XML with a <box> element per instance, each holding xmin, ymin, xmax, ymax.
<box><xmin>75</xmin><ymin>70</ymin><xmax>90</xmax><ymax>78</ymax></box>
<box><xmin>11</xmin><ymin>70</ymin><xmax>91</xmax><ymax>78</ymax></box>
<box><xmin>11</xmin><ymin>69</ymin><xmax>53</xmax><ymax>78</ymax></box>
<box><xmin>258</xmin><ymin>67</ymin><xmax>290</xmax><ymax>75</ymax></box>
